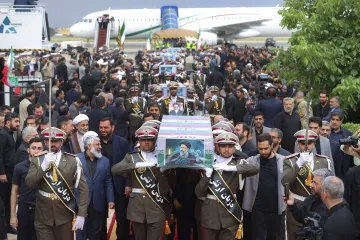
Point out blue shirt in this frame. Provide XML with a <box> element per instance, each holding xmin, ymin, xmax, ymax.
<box><xmin>12</xmin><ymin>160</ymin><xmax>37</xmax><ymax>206</ymax></box>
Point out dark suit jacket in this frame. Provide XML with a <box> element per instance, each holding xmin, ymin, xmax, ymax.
<box><xmin>77</xmin><ymin>153</ymin><xmax>114</xmax><ymax>213</ymax></box>
<box><xmin>55</xmin><ymin>63</ymin><xmax>68</xmax><ymax>82</ymax></box>
<box><xmin>207</xmin><ymin>70</ymin><xmax>225</xmax><ymax>89</ymax></box>
<box><xmin>169</xmin><ymin>110</ymin><xmax>184</xmax><ymax>116</ymax></box>
<box><xmin>81</xmin><ymin>74</ymin><xmax>98</xmax><ymax>100</ymax></box>
<box><xmin>255</xmin><ymin>98</ymin><xmax>283</xmax><ymax>128</ymax></box>
<box><xmin>87</xmin><ymin>108</ymin><xmax>110</xmax><ymax>133</ymax></box>
<box><xmin>110</xmin><ymin>134</ymin><xmax>132</xmax><ymax>196</ymax></box>
<box><xmin>14</xmin><ymin>142</ymin><xmax>29</xmax><ymax>164</ymax></box>
<box><xmin>114</xmin><ymin>108</ymin><xmax>130</xmax><ymax>139</ymax></box>
<box><xmin>65</xmin><ymin>89</ymin><xmax>81</xmax><ymax>106</ymax></box>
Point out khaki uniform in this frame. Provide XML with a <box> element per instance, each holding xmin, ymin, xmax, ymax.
<box><xmin>111</xmin><ymin>152</ymin><xmax>171</xmax><ymax>240</ymax></box>
<box><xmin>160</xmin><ymin>96</ymin><xmax>187</xmax><ymax>115</ymax></box>
<box><xmin>195</xmin><ymin>158</ymin><xmax>259</xmax><ymax>240</ymax></box>
<box><xmin>126</xmin><ymin>97</ymin><xmax>146</xmax><ymax>142</ymax></box>
<box><xmin>25</xmin><ymin>152</ymin><xmax>88</xmax><ymax>240</ymax></box>
<box><xmin>205</xmin><ymin>97</ymin><xmax>226</xmax><ymax>116</ymax></box>
<box><xmin>282</xmin><ymin>153</ymin><xmax>330</xmax><ymax>240</ymax></box>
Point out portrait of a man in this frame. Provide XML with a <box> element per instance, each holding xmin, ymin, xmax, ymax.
<box><xmin>169</xmin><ymin>103</ymin><xmax>184</xmax><ymax>116</ymax></box>
<box><xmin>168</xmin><ymin>140</ymin><xmax>197</xmax><ymax>164</ymax></box>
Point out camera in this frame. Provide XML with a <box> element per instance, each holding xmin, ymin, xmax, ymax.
<box><xmin>339</xmin><ymin>136</ymin><xmax>359</xmax><ymax>147</ymax></box>
<box><xmin>295</xmin><ymin>213</ymin><xmax>323</xmax><ymax>240</ymax></box>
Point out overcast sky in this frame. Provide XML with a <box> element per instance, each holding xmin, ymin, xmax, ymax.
<box><xmin>37</xmin><ymin>0</ymin><xmax>282</xmax><ymax>27</ymax></box>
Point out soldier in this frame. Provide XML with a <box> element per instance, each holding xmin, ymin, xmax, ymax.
<box><xmin>140</xmin><ymin>61</ymin><xmax>150</xmax><ymax>92</ymax></box>
<box><xmin>176</xmin><ymin>65</ymin><xmax>186</xmax><ymax>83</ymax></box>
<box><xmin>126</xmin><ymin>84</ymin><xmax>147</xmax><ymax>145</ymax></box>
<box><xmin>160</xmin><ymin>81</ymin><xmax>187</xmax><ymax>115</ymax></box>
<box><xmin>147</xmin><ymin>85</ymin><xmax>163</xmax><ymax>106</ymax></box>
<box><xmin>205</xmin><ymin>86</ymin><xmax>226</xmax><ymax>116</ymax></box>
<box><xmin>25</xmin><ymin>127</ymin><xmax>88</xmax><ymax>240</ymax></box>
<box><xmin>186</xmin><ymin>86</ymin><xmax>203</xmax><ymax>116</ymax></box>
<box><xmin>111</xmin><ymin>126</ymin><xmax>172</xmax><ymax>240</ymax></box>
<box><xmin>195</xmin><ymin>132</ymin><xmax>259</xmax><ymax>240</ymax></box>
<box><xmin>282</xmin><ymin>129</ymin><xmax>331</xmax><ymax>240</ymax></box>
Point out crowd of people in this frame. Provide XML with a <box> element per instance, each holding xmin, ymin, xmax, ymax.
<box><xmin>0</xmin><ymin>42</ymin><xmax>359</xmax><ymax>240</ymax></box>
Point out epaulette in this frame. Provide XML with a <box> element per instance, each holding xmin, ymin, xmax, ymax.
<box><xmin>64</xmin><ymin>152</ymin><xmax>77</xmax><ymax>157</ymax></box>
<box><xmin>316</xmin><ymin>154</ymin><xmax>328</xmax><ymax>159</ymax></box>
<box><xmin>285</xmin><ymin>152</ymin><xmax>300</xmax><ymax>159</ymax></box>
<box><xmin>34</xmin><ymin>151</ymin><xmax>48</xmax><ymax>157</ymax></box>
<box><xmin>178</xmin><ymin>96</ymin><xmax>184</xmax><ymax>98</ymax></box>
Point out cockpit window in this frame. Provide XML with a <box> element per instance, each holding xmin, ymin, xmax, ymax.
<box><xmin>82</xmin><ymin>19</ymin><xmax>88</xmax><ymax>22</ymax></box>
<box><xmin>89</xmin><ymin>19</ymin><xmax>92</xmax><ymax>23</ymax></box>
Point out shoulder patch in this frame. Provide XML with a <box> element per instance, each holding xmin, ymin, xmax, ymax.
<box><xmin>34</xmin><ymin>151</ymin><xmax>48</xmax><ymax>157</ymax></box>
<box><xmin>315</xmin><ymin>154</ymin><xmax>328</xmax><ymax>159</ymax></box>
<box><xmin>64</xmin><ymin>152</ymin><xmax>77</xmax><ymax>157</ymax></box>
<box><xmin>285</xmin><ymin>152</ymin><xmax>300</xmax><ymax>159</ymax></box>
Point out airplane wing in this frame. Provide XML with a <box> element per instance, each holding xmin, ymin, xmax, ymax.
<box><xmin>202</xmin><ymin>18</ymin><xmax>272</xmax><ymax>34</ymax></box>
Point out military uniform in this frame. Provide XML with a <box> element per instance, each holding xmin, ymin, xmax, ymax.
<box><xmin>195</xmin><ymin>132</ymin><xmax>259</xmax><ymax>240</ymax></box>
<box><xmin>186</xmin><ymin>86</ymin><xmax>203</xmax><ymax>116</ymax></box>
<box><xmin>25</xmin><ymin>128</ymin><xmax>88</xmax><ymax>240</ymax></box>
<box><xmin>205</xmin><ymin>87</ymin><xmax>226</xmax><ymax>116</ymax></box>
<box><xmin>111</xmin><ymin>126</ymin><xmax>171</xmax><ymax>240</ymax></box>
<box><xmin>282</xmin><ymin>130</ymin><xmax>331</xmax><ymax>240</ymax></box>
<box><xmin>160</xmin><ymin>82</ymin><xmax>187</xmax><ymax>115</ymax></box>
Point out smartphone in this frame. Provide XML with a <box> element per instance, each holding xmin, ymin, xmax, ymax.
<box><xmin>284</xmin><ymin>183</ymin><xmax>289</xmax><ymax>201</ymax></box>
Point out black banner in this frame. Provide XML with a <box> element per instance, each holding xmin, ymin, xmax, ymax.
<box><xmin>207</xmin><ymin>170</ymin><xmax>242</xmax><ymax>223</ymax></box>
<box><xmin>296</xmin><ymin>164</ymin><xmax>312</xmax><ymax>195</ymax></box>
<box><xmin>130</xmin><ymin>153</ymin><xmax>171</xmax><ymax>218</ymax></box>
<box><xmin>38</xmin><ymin>155</ymin><xmax>77</xmax><ymax>214</ymax></box>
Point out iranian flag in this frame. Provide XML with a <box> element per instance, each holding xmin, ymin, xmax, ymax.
<box><xmin>2</xmin><ymin>46</ymin><xmax>19</xmax><ymax>89</ymax></box>
<box><xmin>120</xmin><ymin>22</ymin><xmax>126</xmax><ymax>49</ymax></box>
<box><xmin>145</xmin><ymin>31</ymin><xmax>152</xmax><ymax>51</ymax></box>
<box><xmin>197</xmin><ymin>27</ymin><xmax>203</xmax><ymax>50</ymax></box>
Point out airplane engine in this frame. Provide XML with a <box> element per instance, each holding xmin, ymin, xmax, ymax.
<box><xmin>233</xmin><ymin>29</ymin><xmax>260</xmax><ymax>38</ymax></box>
<box><xmin>201</xmin><ymin>32</ymin><xmax>223</xmax><ymax>45</ymax></box>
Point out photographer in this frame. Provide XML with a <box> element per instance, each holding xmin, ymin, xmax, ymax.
<box><xmin>285</xmin><ymin>169</ymin><xmax>332</xmax><ymax>228</ymax></box>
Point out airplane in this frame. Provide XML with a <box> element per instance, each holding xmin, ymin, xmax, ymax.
<box><xmin>69</xmin><ymin>6</ymin><xmax>291</xmax><ymax>45</ymax></box>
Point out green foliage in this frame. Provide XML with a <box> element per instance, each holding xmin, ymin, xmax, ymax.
<box><xmin>342</xmin><ymin>122</ymin><xmax>360</xmax><ymax>134</ymax></box>
<box><xmin>268</xmin><ymin>0</ymin><xmax>360</xmax><ymax>113</ymax></box>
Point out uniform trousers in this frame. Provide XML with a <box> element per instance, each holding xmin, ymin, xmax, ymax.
<box><xmin>34</xmin><ymin>220</ymin><xmax>72</xmax><ymax>240</ymax></box>
<box><xmin>115</xmin><ymin>195</ymin><xmax>130</xmax><ymax>240</ymax></box>
<box><xmin>251</xmin><ymin>208</ymin><xmax>284</xmax><ymax>240</ymax></box>
<box><xmin>203</xmin><ymin>224</ymin><xmax>238</xmax><ymax>240</ymax></box>
<box><xmin>17</xmin><ymin>203</ymin><xmax>36</xmax><ymax>240</ymax></box>
<box><xmin>76</xmin><ymin>204</ymin><xmax>105</xmax><ymax>240</ymax></box>
<box><xmin>132</xmin><ymin>220</ymin><xmax>164</xmax><ymax>240</ymax></box>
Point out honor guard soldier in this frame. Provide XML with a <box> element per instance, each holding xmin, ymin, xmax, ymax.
<box><xmin>140</xmin><ymin>61</ymin><xmax>150</xmax><ymax>92</ymax></box>
<box><xmin>126</xmin><ymin>84</ymin><xmax>147</xmax><ymax>145</ymax></box>
<box><xmin>111</xmin><ymin>126</ymin><xmax>172</xmax><ymax>240</ymax></box>
<box><xmin>186</xmin><ymin>86</ymin><xmax>203</xmax><ymax>116</ymax></box>
<box><xmin>25</xmin><ymin>127</ymin><xmax>88</xmax><ymax>240</ymax></box>
<box><xmin>205</xmin><ymin>86</ymin><xmax>226</xmax><ymax>116</ymax></box>
<box><xmin>150</xmin><ymin>64</ymin><xmax>160</xmax><ymax>84</ymax></box>
<box><xmin>282</xmin><ymin>129</ymin><xmax>331</xmax><ymax>240</ymax></box>
<box><xmin>195</xmin><ymin>132</ymin><xmax>259</xmax><ymax>240</ymax></box>
<box><xmin>160</xmin><ymin>81</ymin><xmax>187</xmax><ymax>115</ymax></box>
<box><xmin>147</xmin><ymin>85</ymin><xmax>163</xmax><ymax>106</ymax></box>
<box><xmin>176</xmin><ymin>65</ymin><xmax>186</xmax><ymax>83</ymax></box>
<box><xmin>130</xmin><ymin>65</ymin><xmax>141</xmax><ymax>85</ymax></box>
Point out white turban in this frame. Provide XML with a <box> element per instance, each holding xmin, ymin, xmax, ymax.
<box><xmin>73</xmin><ymin>114</ymin><xmax>89</xmax><ymax>126</ymax></box>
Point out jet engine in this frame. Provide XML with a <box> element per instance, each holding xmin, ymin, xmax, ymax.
<box><xmin>233</xmin><ymin>29</ymin><xmax>260</xmax><ymax>38</ymax></box>
<box><xmin>201</xmin><ymin>32</ymin><xmax>223</xmax><ymax>45</ymax></box>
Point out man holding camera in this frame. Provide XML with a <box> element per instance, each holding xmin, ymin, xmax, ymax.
<box><xmin>285</xmin><ymin>168</ymin><xmax>332</xmax><ymax>229</ymax></box>
<box><xmin>282</xmin><ymin>129</ymin><xmax>331</xmax><ymax>240</ymax></box>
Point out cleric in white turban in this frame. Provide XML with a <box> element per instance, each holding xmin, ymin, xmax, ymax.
<box><xmin>72</xmin><ymin>114</ymin><xmax>89</xmax><ymax>152</ymax></box>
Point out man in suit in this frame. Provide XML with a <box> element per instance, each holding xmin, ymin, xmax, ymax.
<box><xmin>282</xmin><ymin>129</ymin><xmax>331</xmax><ymax>240</ymax></box>
<box><xmin>25</xmin><ymin>127</ymin><xmax>88</xmax><ymax>240</ymax></box>
<box><xmin>168</xmin><ymin>103</ymin><xmax>184</xmax><ymax>116</ymax></box>
<box><xmin>76</xmin><ymin>131</ymin><xmax>114</xmax><ymax>240</ymax></box>
<box><xmin>87</xmin><ymin>96</ymin><xmax>110</xmax><ymax>133</ymax></box>
<box><xmin>195</xmin><ymin>132</ymin><xmax>259</xmax><ymax>240</ymax></box>
<box><xmin>58</xmin><ymin>116</ymin><xmax>75</xmax><ymax>154</ymax></box>
<box><xmin>71</xmin><ymin>114</ymin><xmax>89</xmax><ymax>154</ymax></box>
<box><xmin>254</xmin><ymin>87</ymin><xmax>283</xmax><ymax>128</ymax></box>
<box><xmin>99</xmin><ymin>117</ymin><xmax>132</xmax><ymax>240</ymax></box>
<box><xmin>250</xmin><ymin>112</ymin><xmax>271</xmax><ymax>147</ymax></box>
<box><xmin>14</xmin><ymin>126</ymin><xmax>39</xmax><ymax>165</ymax></box>
<box><xmin>111</xmin><ymin>126</ymin><xmax>172</xmax><ymax>240</ymax></box>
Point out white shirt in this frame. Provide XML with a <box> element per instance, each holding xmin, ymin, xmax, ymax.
<box><xmin>77</xmin><ymin>132</ymin><xmax>85</xmax><ymax>152</ymax></box>
<box><xmin>213</xmin><ymin>155</ymin><xmax>233</xmax><ymax>174</ymax></box>
<box><xmin>171</xmin><ymin>96</ymin><xmax>177</xmax><ymax>103</ymax></box>
<box><xmin>141</xmin><ymin>150</ymin><xmax>157</xmax><ymax>163</ymax></box>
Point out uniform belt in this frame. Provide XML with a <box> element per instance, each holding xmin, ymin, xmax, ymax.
<box><xmin>39</xmin><ymin>190</ymin><xmax>59</xmax><ymax>200</ymax></box>
<box><xmin>206</xmin><ymin>193</ymin><xmax>236</xmax><ymax>200</ymax></box>
<box><xmin>132</xmin><ymin>188</ymin><xmax>145</xmax><ymax>194</ymax></box>
<box><xmin>293</xmin><ymin>193</ymin><xmax>306</xmax><ymax>202</ymax></box>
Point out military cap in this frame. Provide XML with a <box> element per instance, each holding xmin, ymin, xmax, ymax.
<box><xmin>167</xmin><ymin>81</ymin><xmax>180</xmax><ymax>88</ymax></box>
<box><xmin>142</xmin><ymin>121</ymin><xmax>160</xmax><ymax>131</ymax></box>
<box><xmin>153</xmin><ymin>85</ymin><xmax>163</xmax><ymax>93</ymax></box>
<box><xmin>147</xmin><ymin>120</ymin><xmax>161</xmax><ymax>125</ymax></box>
<box><xmin>212</xmin><ymin>122</ymin><xmax>234</xmax><ymax>135</ymax></box>
<box><xmin>214</xmin><ymin>132</ymin><xmax>239</xmax><ymax>145</ymax></box>
<box><xmin>209</xmin><ymin>86</ymin><xmax>220</xmax><ymax>92</ymax></box>
<box><xmin>177</xmin><ymin>65</ymin><xmax>185</xmax><ymax>71</ymax></box>
<box><xmin>41</xmin><ymin>127</ymin><xmax>67</xmax><ymax>140</ymax></box>
<box><xmin>152</xmin><ymin>64</ymin><xmax>159</xmax><ymax>70</ymax></box>
<box><xmin>129</xmin><ymin>84</ymin><xmax>141</xmax><ymax>92</ymax></box>
<box><xmin>135</xmin><ymin>126</ymin><xmax>158</xmax><ymax>139</ymax></box>
<box><xmin>294</xmin><ymin>129</ymin><xmax>318</xmax><ymax>141</ymax></box>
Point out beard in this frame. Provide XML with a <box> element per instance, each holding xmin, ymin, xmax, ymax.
<box><xmin>238</xmin><ymin>133</ymin><xmax>245</xmax><ymax>141</ymax></box>
<box><xmin>91</xmin><ymin>146</ymin><xmax>102</xmax><ymax>158</ymax></box>
<box><xmin>77</xmin><ymin>128</ymin><xmax>87</xmax><ymax>135</ymax></box>
<box><xmin>179</xmin><ymin>150</ymin><xmax>188</xmax><ymax>158</ymax></box>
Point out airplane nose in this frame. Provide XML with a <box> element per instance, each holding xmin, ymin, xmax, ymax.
<box><xmin>70</xmin><ymin>23</ymin><xmax>81</xmax><ymax>37</ymax></box>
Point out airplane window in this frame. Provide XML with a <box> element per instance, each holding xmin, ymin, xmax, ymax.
<box><xmin>89</xmin><ymin>19</ymin><xmax>92</xmax><ymax>23</ymax></box>
<box><xmin>84</xmin><ymin>19</ymin><xmax>88</xmax><ymax>23</ymax></box>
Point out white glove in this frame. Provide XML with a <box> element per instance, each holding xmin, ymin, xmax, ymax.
<box><xmin>214</xmin><ymin>165</ymin><xmax>237</xmax><ymax>172</ymax></box>
<box><xmin>135</xmin><ymin>162</ymin><xmax>157</xmax><ymax>168</ymax></box>
<box><xmin>72</xmin><ymin>216</ymin><xmax>85</xmax><ymax>231</ymax></box>
<box><xmin>204</xmin><ymin>168</ymin><xmax>213</xmax><ymax>177</ymax></box>
<box><xmin>41</xmin><ymin>153</ymin><xmax>56</xmax><ymax>172</ymax></box>
<box><xmin>296</xmin><ymin>152</ymin><xmax>310</xmax><ymax>168</ymax></box>
<box><xmin>131</xmin><ymin>97</ymin><xmax>138</xmax><ymax>104</ymax></box>
<box><xmin>211</xmin><ymin>95</ymin><xmax>218</xmax><ymax>101</ymax></box>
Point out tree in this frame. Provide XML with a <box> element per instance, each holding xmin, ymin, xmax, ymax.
<box><xmin>268</xmin><ymin>0</ymin><xmax>360</xmax><ymax>112</ymax></box>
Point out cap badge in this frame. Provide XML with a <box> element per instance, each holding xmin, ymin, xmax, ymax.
<box><xmin>225</xmin><ymin>135</ymin><xmax>230</xmax><ymax>141</ymax></box>
<box><xmin>144</xmin><ymin>131</ymin><xmax>149</xmax><ymax>136</ymax></box>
